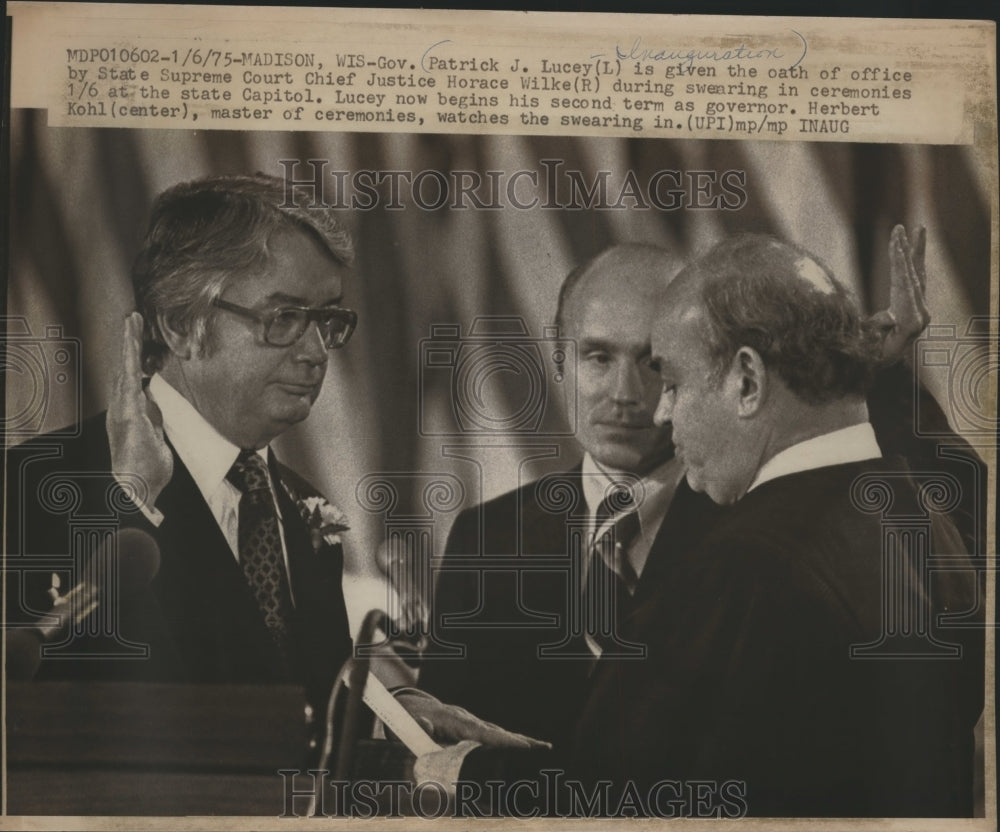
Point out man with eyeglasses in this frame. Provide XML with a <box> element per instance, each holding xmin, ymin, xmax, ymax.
<box><xmin>6</xmin><ymin>175</ymin><xmax>358</xmax><ymax>706</ymax></box>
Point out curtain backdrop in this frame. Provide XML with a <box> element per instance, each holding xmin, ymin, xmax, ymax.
<box><xmin>7</xmin><ymin>110</ymin><xmax>991</xmax><ymax>627</ymax></box>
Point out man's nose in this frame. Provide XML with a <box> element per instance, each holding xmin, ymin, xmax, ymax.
<box><xmin>610</xmin><ymin>361</ymin><xmax>643</xmax><ymax>404</ymax></box>
<box><xmin>653</xmin><ymin>389</ymin><xmax>674</xmax><ymax>426</ymax></box>
<box><xmin>295</xmin><ymin>320</ymin><xmax>329</xmax><ymax>364</ymax></box>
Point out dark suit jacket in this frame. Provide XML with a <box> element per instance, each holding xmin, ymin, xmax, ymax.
<box><xmin>421</xmin><ymin>364</ymin><xmax>984</xmax><ymax>736</ymax></box>
<box><xmin>571</xmin><ymin>458</ymin><xmax>984</xmax><ymax>817</ymax></box>
<box><xmin>452</xmin><ymin>459</ymin><xmax>984</xmax><ymax>818</ymax></box>
<box><xmin>422</xmin><ymin>364</ymin><xmax>985</xmax><ymax>816</ymax></box>
<box><xmin>5</xmin><ymin>412</ymin><xmax>352</xmax><ymax>703</ymax></box>
<box><xmin>419</xmin><ymin>465</ymin><xmax>721</xmax><ymax>750</ymax></box>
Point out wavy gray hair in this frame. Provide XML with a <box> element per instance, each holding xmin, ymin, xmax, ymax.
<box><xmin>131</xmin><ymin>173</ymin><xmax>354</xmax><ymax>374</ymax></box>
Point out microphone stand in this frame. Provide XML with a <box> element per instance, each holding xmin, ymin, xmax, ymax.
<box><xmin>311</xmin><ymin>608</ymin><xmax>385</xmax><ymax>815</ymax></box>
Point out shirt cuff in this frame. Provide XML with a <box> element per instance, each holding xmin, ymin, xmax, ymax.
<box><xmin>390</xmin><ymin>686</ymin><xmax>435</xmax><ymax>700</ymax></box>
<box><xmin>413</xmin><ymin>740</ymin><xmax>482</xmax><ymax>795</ymax></box>
<box><xmin>139</xmin><ymin>503</ymin><xmax>165</xmax><ymax>527</ymax></box>
<box><xmin>115</xmin><ymin>475</ymin><xmax>164</xmax><ymax>527</ymax></box>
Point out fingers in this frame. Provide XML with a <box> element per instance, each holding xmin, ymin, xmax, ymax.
<box><xmin>878</xmin><ymin>224</ymin><xmax>931</xmax><ymax>364</ymax></box>
<box><xmin>901</xmin><ymin>224</ymin><xmax>930</xmax><ymax>325</ymax></box>
<box><xmin>145</xmin><ymin>393</ymin><xmax>166</xmax><ymax>432</ymax></box>
<box><xmin>112</xmin><ymin>313</ymin><xmax>147</xmax><ymax>422</ymax></box>
<box><xmin>867</xmin><ymin>309</ymin><xmax>896</xmax><ymax>335</ymax></box>
<box><xmin>464</xmin><ymin>718</ymin><xmax>547</xmax><ymax>749</ymax></box>
<box><xmin>395</xmin><ymin>691</ymin><xmax>552</xmax><ymax>750</ymax></box>
<box><xmin>110</xmin><ymin>315</ymin><xmax>131</xmax><ymax>423</ymax></box>
<box><xmin>912</xmin><ymin>225</ymin><xmax>927</xmax><ymax>296</ymax></box>
<box><xmin>121</xmin><ymin>312</ymin><xmax>144</xmax><ymax>398</ymax></box>
<box><xmin>440</xmin><ymin>712</ymin><xmax>551</xmax><ymax>750</ymax></box>
<box><xmin>890</xmin><ymin>225</ymin><xmax>926</xmax><ymax>312</ymax></box>
<box><xmin>888</xmin><ymin>226</ymin><xmax>910</xmax><ymax>307</ymax></box>
<box><xmin>899</xmin><ymin>236</ymin><xmax>918</xmax><ymax>310</ymax></box>
<box><xmin>891</xmin><ymin>224</ymin><xmax>915</xmax><ymax>286</ymax></box>
<box><xmin>891</xmin><ymin>224</ymin><xmax>928</xmax><ymax>300</ymax></box>
<box><xmin>890</xmin><ymin>223</ymin><xmax>905</xmax><ymax>249</ymax></box>
<box><xmin>462</xmin><ymin>723</ymin><xmax>539</xmax><ymax>749</ymax></box>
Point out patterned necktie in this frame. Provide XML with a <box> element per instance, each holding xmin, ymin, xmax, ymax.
<box><xmin>583</xmin><ymin>489</ymin><xmax>641</xmax><ymax>657</ymax></box>
<box><xmin>227</xmin><ymin>449</ymin><xmax>292</xmax><ymax>658</ymax></box>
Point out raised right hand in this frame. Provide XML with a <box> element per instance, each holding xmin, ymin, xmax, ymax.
<box><xmin>107</xmin><ymin>312</ymin><xmax>173</xmax><ymax>509</ymax></box>
<box><xmin>868</xmin><ymin>224</ymin><xmax>930</xmax><ymax>365</ymax></box>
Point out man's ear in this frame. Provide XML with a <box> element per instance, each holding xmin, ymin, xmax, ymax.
<box><xmin>156</xmin><ymin>312</ymin><xmax>195</xmax><ymax>361</ymax></box>
<box><xmin>729</xmin><ymin>346</ymin><xmax>767</xmax><ymax>417</ymax></box>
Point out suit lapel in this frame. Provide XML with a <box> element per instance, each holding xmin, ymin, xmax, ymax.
<box><xmin>631</xmin><ymin>479</ymin><xmax>721</xmax><ymax>610</ymax></box>
<box><xmin>155</xmin><ymin>442</ymin><xmax>234</xmax><ymax>575</ymax></box>
<box><xmin>270</xmin><ymin>452</ymin><xmax>332</xmax><ymax>602</ymax></box>
<box><xmin>151</xmin><ymin>442</ymin><xmax>286</xmax><ymax>681</ymax></box>
<box><xmin>521</xmin><ymin>465</ymin><xmax>588</xmax><ymax>556</ymax></box>
<box><xmin>269</xmin><ymin>454</ymin><xmax>353</xmax><ymax>684</ymax></box>
<box><xmin>519</xmin><ymin>468</ymin><xmax>593</xmax><ymax>657</ymax></box>
<box><xmin>509</xmin><ymin>468</ymin><xmax>593</xmax><ymax>731</ymax></box>
<box><xmin>579</xmin><ymin>485</ymin><xmax>716</xmax><ymax>767</ymax></box>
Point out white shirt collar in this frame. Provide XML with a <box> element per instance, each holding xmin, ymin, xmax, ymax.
<box><xmin>579</xmin><ymin>453</ymin><xmax>684</xmax><ymax>583</ymax></box>
<box><xmin>147</xmin><ymin>373</ymin><xmax>268</xmax><ymax>496</ymax></box>
<box><xmin>748</xmin><ymin>422</ymin><xmax>882</xmax><ymax>494</ymax></box>
<box><xmin>581</xmin><ymin>453</ymin><xmax>684</xmax><ymax>537</ymax></box>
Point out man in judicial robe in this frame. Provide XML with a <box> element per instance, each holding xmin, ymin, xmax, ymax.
<box><xmin>572</xmin><ymin>232</ymin><xmax>983</xmax><ymax>816</ymax></box>
<box><xmin>413</xmin><ymin>232</ymin><xmax>983</xmax><ymax>819</ymax></box>
<box><xmin>418</xmin><ymin>232</ymin><xmax>984</xmax><ymax>770</ymax></box>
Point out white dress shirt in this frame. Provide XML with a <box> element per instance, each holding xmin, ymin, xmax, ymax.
<box><xmin>581</xmin><ymin>452</ymin><xmax>686</xmax><ymax>583</ymax></box>
<box><xmin>747</xmin><ymin>422</ymin><xmax>883</xmax><ymax>493</ymax></box>
<box><xmin>145</xmin><ymin>374</ymin><xmax>292</xmax><ymax>583</ymax></box>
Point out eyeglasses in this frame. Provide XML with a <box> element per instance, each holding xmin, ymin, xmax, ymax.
<box><xmin>212</xmin><ymin>298</ymin><xmax>358</xmax><ymax>349</ymax></box>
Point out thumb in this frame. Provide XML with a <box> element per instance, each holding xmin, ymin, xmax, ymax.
<box><xmin>867</xmin><ymin>310</ymin><xmax>896</xmax><ymax>332</ymax></box>
<box><xmin>144</xmin><ymin>390</ymin><xmax>165</xmax><ymax>430</ymax></box>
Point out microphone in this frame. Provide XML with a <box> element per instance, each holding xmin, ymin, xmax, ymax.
<box><xmin>5</xmin><ymin>528</ymin><xmax>161</xmax><ymax>680</ymax></box>
<box><xmin>306</xmin><ymin>608</ymin><xmax>442</xmax><ymax>813</ymax></box>
<box><xmin>329</xmin><ymin>608</ymin><xmax>383</xmax><ymax>780</ymax></box>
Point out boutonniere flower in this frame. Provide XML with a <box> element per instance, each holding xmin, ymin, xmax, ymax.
<box><xmin>297</xmin><ymin>495</ymin><xmax>350</xmax><ymax>550</ymax></box>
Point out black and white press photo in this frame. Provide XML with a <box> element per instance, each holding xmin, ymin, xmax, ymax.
<box><xmin>2</xmin><ymin>5</ymin><xmax>996</xmax><ymax>827</ymax></box>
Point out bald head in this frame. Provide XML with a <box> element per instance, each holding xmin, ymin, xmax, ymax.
<box><xmin>556</xmin><ymin>243</ymin><xmax>683</xmax><ymax>475</ymax></box>
<box><xmin>556</xmin><ymin>244</ymin><xmax>683</xmax><ymax>336</ymax></box>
